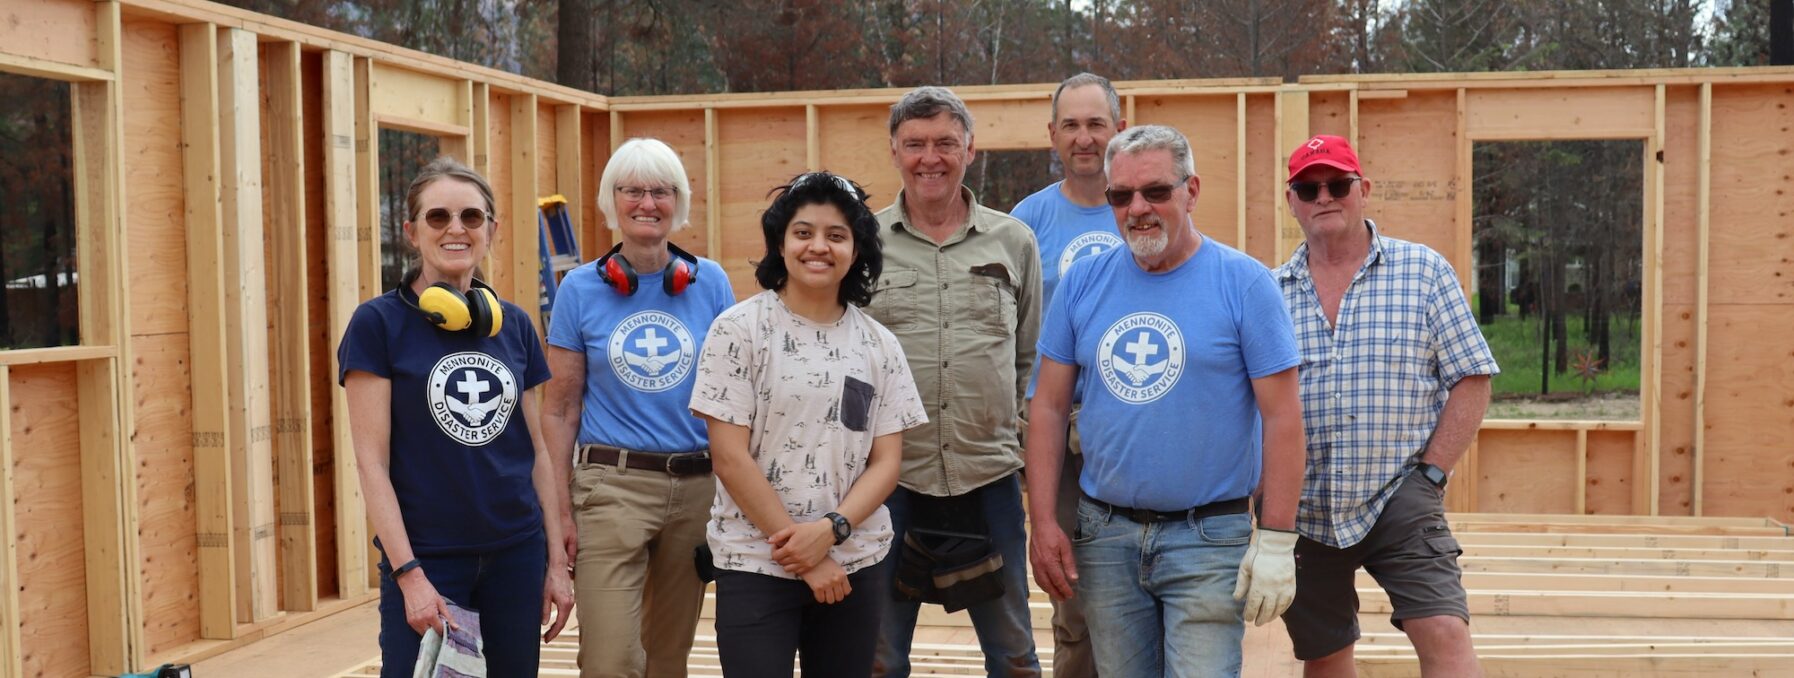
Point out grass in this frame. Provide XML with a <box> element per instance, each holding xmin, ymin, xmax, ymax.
<box><xmin>1475</xmin><ymin>303</ymin><xmax>1640</xmax><ymax>398</ymax></box>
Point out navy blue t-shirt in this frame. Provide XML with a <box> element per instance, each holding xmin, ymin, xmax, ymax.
<box><xmin>338</xmin><ymin>289</ymin><xmax>552</xmax><ymax>556</ymax></box>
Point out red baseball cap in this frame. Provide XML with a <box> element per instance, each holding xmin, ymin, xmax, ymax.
<box><xmin>1287</xmin><ymin>134</ymin><xmax>1362</xmax><ymax>181</ymax></box>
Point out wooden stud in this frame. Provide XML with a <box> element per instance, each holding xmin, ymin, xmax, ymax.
<box><xmin>0</xmin><ymin>366</ymin><xmax>19</xmax><ymax>678</ymax></box>
<box><xmin>472</xmin><ymin>82</ymin><xmax>491</xmax><ymax>176</ymax></box>
<box><xmin>354</xmin><ymin>56</ymin><xmax>380</xmax><ymax>301</ymax></box>
<box><xmin>705</xmin><ymin>107</ymin><xmax>721</xmax><ymax>259</ymax></box>
<box><xmin>1454</xmin><ymin>88</ymin><xmax>1473</xmax><ymax>292</ymax></box>
<box><xmin>218</xmin><ymin>26</ymin><xmax>280</xmax><ymax>624</ymax></box>
<box><xmin>1641</xmin><ymin>84</ymin><xmax>1667</xmax><ymax>517</ymax></box>
<box><xmin>321</xmin><ymin>49</ymin><xmax>368</xmax><ymax>600</ymax></box>
<box><xmin>1693</xmin><ymin>82</ymin><xmax>1712</xmax><ymax>517</ymax></box>
<box><xmin>77</xmin><ymin>358</ymin><xmax>137</xmax><ymax>673</ymax></box>
<box><xmin>610</xmin><ymin>110</ymin><xmax>624</xmax><ymax>151</ymax></box>
<box><xmin>1125</xmin><ymin>94</ymin><xmax>1136</xmax><ymax>127</ymax></box>
<box><xmin>1273</xmin><ymin>88</ymin><xmax>1310</xmax><ymax>263</ymax></box>
<box><xmin>178</xmin><ymin>21</ymin><xmax>238</xmax><ymax>641</ymax></box>
<box><xmin>440</xmin><ymin>79</ymin><xmax>474</xmax><ymax>164</ymax></box>
<box><xmin>262</xmin><ymin>39</ymin><xmax>318</xmax><ymax>613</ymax></box>
<box><xmin>805</xmin><ymin>104</ymin><xmax>820</xmax><ymax>171</ymax></box>
<box><xmin>509</xmin><ymin>93</ymin><xmax>540</xmax><ymax>320</ymax></box>
<box><xmin>1236</xmin><ymin>93</ymin><xmax>1248</xmax><ymax>252</ymax></box>
<box><xmin>1577</xmin><ymin>429</ymin><xmax>1590</xmax><ymax>514</ymax></box>
<box><xmin>1348</xmin><ymin>88</ymin><xmax>1360</xmax><ymax>146</ymax></box>
<box><xmin>556</xmin><ymin>104</ymin><xmax>582</xmax><ymax>233</ymax></box>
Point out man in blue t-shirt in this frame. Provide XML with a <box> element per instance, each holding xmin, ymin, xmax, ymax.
<box><xmin>1024</xmin><ymin>125</ymin><xmax>1306</xmax><ymax>677</ymax></box>
<box><xmin>1008</xmin><ymin>71</ymin><xmax>1126</xmax><ymax>678</ymax></box>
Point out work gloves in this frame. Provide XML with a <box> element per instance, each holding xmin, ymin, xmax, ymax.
<box><xmin>1233</xmin><ymin>526</ymin><xmax>1299</xmax><ymax>626</ymax></box>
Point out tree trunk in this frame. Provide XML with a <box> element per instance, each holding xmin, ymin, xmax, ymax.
<box><xmin>557</xmin><ymin>0</ymin><xmax>597</xmax><ymax>91</ymax></box>
<box><xmin>1477</xmin><ymin>237</ymin><xmax>1503</xmax><ymax>323</ymax></box>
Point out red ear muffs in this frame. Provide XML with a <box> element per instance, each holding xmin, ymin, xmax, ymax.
<box><xmin>597</xmin><ymin>243</ymin><xmax>699</xmax><ymax>297</ymax></box>
<box><xmin>598</xmin><ymin>246</ymin><xmax>640</xmax><ymax>296</ymax></box>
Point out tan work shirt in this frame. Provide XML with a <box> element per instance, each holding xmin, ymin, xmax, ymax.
<box><xmin>867</xmin><ymin>188</ymin><xmax>1042</xmax><ymax>497</ymax></box>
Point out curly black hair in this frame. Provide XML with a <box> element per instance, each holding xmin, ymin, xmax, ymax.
<box><xmin>754</xmin><ymin>172</ymin><xmax>884</xmax><ymax>307</ymax></box>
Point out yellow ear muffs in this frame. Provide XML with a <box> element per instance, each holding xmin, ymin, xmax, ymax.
<box><xmin>414</xmin><ymin>281</ymin><xmax>504</xmax><ymax>337</ymax></box>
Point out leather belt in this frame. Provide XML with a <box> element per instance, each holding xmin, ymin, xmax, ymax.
<box><xmin>581</xmin><ymin>444</ymin><xmax>712</xmax><ymax>476</ymax></box>
<box><xmin>1081</xmin><ymin>493</ymin><xmax>1250</xmax><ymax>524</ymax></box>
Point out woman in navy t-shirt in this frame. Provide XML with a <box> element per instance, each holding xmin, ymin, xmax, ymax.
<box><xmin>338</xmin><ymin>156</ymin><xmax>574</xmax><ymax>677</ymax></box>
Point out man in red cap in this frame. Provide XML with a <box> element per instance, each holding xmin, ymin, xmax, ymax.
<box><xmin>1272</xmin><ymin>134</ymin><xmax>1498</xmax><ymax>677</ymax></box>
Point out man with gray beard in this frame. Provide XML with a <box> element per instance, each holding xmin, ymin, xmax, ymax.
<box><xmin>1025</xmin><ymin>125</ymin><xmax>1305</xmax><ymax>677</ymax></box>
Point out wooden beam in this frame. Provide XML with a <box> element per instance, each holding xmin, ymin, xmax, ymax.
<box><xmin>1454</xmin><ymin>532</ymin><xmax>1794</xmax><ymax>551</ymax></box>
<box><xmin>354</xmin><ymin>56</ymin><xmax>380</xmax><ymax>301</ymax></box>
<box><xmin>1236</xmin><ymin>92</ymin><xmax>1247</xmax><ymax>252</ymax></box>
<box><xmin>610</xmin><ymin>110</ymin><xmax>624</xmax><ymax>151</ymax></box>
<box><xmin>178</xmin><ymin>20</ymin><xmax>238</xmax><ymax>640</ymax></box>
<box><xmin>1693</xmin><ymin>82</ymin><xmax>1712</xmax><ymax>517</ymax></box>
<box><xmin>263</xmin><ymin>39</ymin><xmax>318</xmax><ymax>613</ymax></box>
<box><xmin>705</xmin><ymin>107</ymin><xmax>720</xmax><ymax>258</ymax></box>
<box><xmin>321</xmin><ymin>49</ymin><xmax>369</xmax><ymax>600</ymax></box>
<box><xmin>1577</xmin><ymin>428</ymin><xmax>1590</xmax><ymax>515</ymax></box>
<box><xmin>0</xmin><ymin>346</ymin><xmax>115</xmax><ymax>366</ymax></box>
<box><xmin>1483</xmin><ymin>419</ymin><xmax>1645</xmax><ymax>431</ymax></box>
<box><xmin>0</xmin><ymin>366</ymin><xmax>24</xmax><ymax>678</ymax></box>
<box><xmin>1459</xmin><ymin>555</ymin><xmax>1792</xmax><ymax>578</ymax></box>
<box><xmin>372</xmin><ymin>113</ymin><xmax>470</xmax><ymax>139</ymax></box>
<box><xmin>77</xmin><ymin>358</ymin><xmax>137</xmax><ymax>672</ymax></box>
<box><xmin>0</xmin><ymin>51</ymin><xmax>115</xmax><ymax>82</ymax></box>
<box><xmin>1273</xmin><ymin>88</ymin><xmax>1309</xmax><ymax>263</ymax></box>
<box><xmin>1640</xmin><ymin>84</ymin><xmax>1667</xmax><ymax>516</ymax></box>
<box><xmin>471</xmin><ymin>82</ymin><xmax>491</xmax><ymax>177</ymax></box>
<box><xmin>71</xmin><ymin>5</ymin><xmax>142</xmax><ymax>669</ymax></box>
<box><xmin>510</xmin><ymin>93</ymin><xmax>540</xmax><ymax>319</ymax></box>
<box><xmin>1454</xmin><ymin>88</ymin><xmax>1473</xmax><ymax>292</ymax></box>
<box><xmin>435</xmin><ymin>80</ymin><xmax>474</xmax><ymax>163</ymax></box>
<box><xmin>1462</xmin><ymin>543</ymin><xmax>1794</xmax><ymax>562</ymax></box>
<box><xmin>556</xmin><ymin>104</ymin><xmax>582</xmax><ymax>234</ymax></box>
<box><xmin>219</xmin><ymin>26</ymin><xmax>280</xmax><ymax>625</ymax></box>
<box><xmin>805</xmin><ymin>104</ymin><xmax>820</xmax><ymax>171</ymax></box>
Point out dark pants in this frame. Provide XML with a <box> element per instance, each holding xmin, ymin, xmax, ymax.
<box><xmin>378</xmin><ymin>530</ymin><xmax>547</xmax><ymax>678</ymax></box>
<box><xmin>713</xmin><ymin>559</ymin><xmax>890</xmax><ymax>678</ymax></box>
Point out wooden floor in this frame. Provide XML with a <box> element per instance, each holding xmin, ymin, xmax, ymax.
<box><xmin>193</xmin><ymin>511</ymin><xmax>1794</xmax><ymax>677</ymax></box>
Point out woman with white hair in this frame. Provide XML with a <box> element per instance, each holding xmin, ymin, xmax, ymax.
<box><xmin>542</xmin><ymin>137</ymin><xmax>736</xmax><ymax>677</ymax></box>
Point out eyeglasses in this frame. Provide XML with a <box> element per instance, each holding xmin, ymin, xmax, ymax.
<box><xmin>1288</xmin><ymin>177</ymin><xmax>1361</xmax><ymax>203</ymax></box>
<box><xmin>421</xmin><ymin>207</ymin><xmax>492</xmax><ymax>230</ymax></box>
<box><xmin>616</xmin><ymin>186</ymin><xmax>676</xmax><ymax>202</ymax></box>
<box><xmin>1104</xmin><ymin>182</ymin><xmax>1184</xmax><ymax>208</ymax></box>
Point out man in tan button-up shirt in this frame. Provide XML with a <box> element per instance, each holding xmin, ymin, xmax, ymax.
<box><xmin>866</xmin><ymin>85</ymin><xmax>1043</xmax><ymax>678</ymax></box>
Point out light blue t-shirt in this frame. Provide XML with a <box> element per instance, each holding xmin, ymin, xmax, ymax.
<box><xmin>1037</xmin><ymin>237</ymin><xmax>1300</xmax><ymax>511</ymax></box>
<box><xmin>546</xmin><ymin>256</ymin><xmax>735</xmax><ymax>453</ymax></box>
<box><xmin>1010</xmin><ymin>182</ymin><xmax>1123</xmax><ymax>398</ymax></box>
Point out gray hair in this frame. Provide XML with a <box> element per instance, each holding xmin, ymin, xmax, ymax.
<box><xmin>888</xmin><ymin>86</ymin><xmax>975</xmax><ymax>140</ymax></box>
<box><xmin>597</xmin><ymin>137</ymin><xmax>693</xmax><ymax>232</ymax></box>
<box><xmin>1104</xmin><ymin>125</ymin><xmax>1196</xmax><ymax>178</ymax></box>
<box><xmin>1051</xmin><ymin>73</ymin><xmax>1121</xmax><ymax>124</ymax></box>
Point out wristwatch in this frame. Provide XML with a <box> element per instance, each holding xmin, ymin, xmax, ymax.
<box><xmin>1417</xmin><ymin>462</ymin><xmax>1449</xmax><ymax>489</ymax></box>
<box><xmin>824</xmin><ymin>512</ymin><xmax>851</xmax><ymax>545</ymax></box>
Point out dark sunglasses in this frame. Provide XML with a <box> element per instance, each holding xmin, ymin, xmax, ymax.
<box><xmin>1288</xmin><ymin>177</ymin><xmax>1361</xmax><ymax>203</ymax></box>
<box><xmin>421</xmin><ymin>207</ymin><xmax>492</xmax><ymax>230</ymax></box>
<box><xmin>1104</xmin><ymin>183</ymin><xmax>1182</xmax><ymax>208</ymax></box>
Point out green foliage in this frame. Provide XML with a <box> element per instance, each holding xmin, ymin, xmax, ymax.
<box><xmin>1479</xmin><ymin>307</ymin><xmax>1641</xmax><ymax>397</ymax></box>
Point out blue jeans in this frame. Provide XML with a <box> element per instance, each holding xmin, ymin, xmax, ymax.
<box><xmin>873</xmin><ymin>473</ymin><xmax>1041</xmax><ymax>677</ymax></box>
<box><xmin>1072</xmin><ymin>497</ymin><xmax>1250</xmax><ymax>678</ymax></box>
<box><xmin>377</xmin><ymin>530</ymin><xmax>547</xmax><ymax>678</ymax></box>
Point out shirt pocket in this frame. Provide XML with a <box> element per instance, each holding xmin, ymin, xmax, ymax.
<box><xmin>870</xmin><ymin>268</ymin><xmax>922</xmax><ymax>329</ymax></box>
<box><xmin>969</xmin><ymin>264</ymin><xmax>1018</xmax><ymax>337</ymax></box>
<box><xmin>840</xmin><ymin>376</ymin><xmax>875</xmax><ymax>432</ymax></box>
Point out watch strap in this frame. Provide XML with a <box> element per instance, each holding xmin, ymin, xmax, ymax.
<box><xmin>825</xmin><ymin>512</ymin><xmax>850</xmax><ymax>545</ymax></box>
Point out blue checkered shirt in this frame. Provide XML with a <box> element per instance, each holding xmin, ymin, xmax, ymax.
<box><xmin>1274</xmin><ymin>221</ymin><xmax>1498</xmax><ymax>548</ymax></box>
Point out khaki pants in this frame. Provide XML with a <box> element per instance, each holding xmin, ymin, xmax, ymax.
<box><xmin>570</xmin><ymin>460</ymin><xmax>714</xmax><ymax>678</ymax></box>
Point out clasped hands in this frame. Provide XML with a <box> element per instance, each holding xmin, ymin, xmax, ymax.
<box><xmin>769</xmin><ymin>519</ymin><xmax>849</xmax><ymax>604</ymax></box>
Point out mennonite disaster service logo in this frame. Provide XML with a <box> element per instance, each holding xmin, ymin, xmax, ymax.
<box><xmin>1059</xmin><ymin>231</ymin><xmax>1124</xmax><ymax>275</ymax></box>
<box><xmin>428</xmin><ymin>352</ymin><xmax>520</xmax><ymax>445</ymax></box>
<box><xmin>1097</xmin><ymin>312</ymin><xmax>1185</xmax><ymax>404</ymax></box>
<box><xmin>609</xmin><ymin>311</ymin><xmax>697</xmax><ymax>392</ymax></box>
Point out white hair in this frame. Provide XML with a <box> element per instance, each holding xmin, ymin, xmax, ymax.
<box><xmin>596</xmin><ymin>137</ymin><xmax>693</xmax><ymax>231</ymax></box>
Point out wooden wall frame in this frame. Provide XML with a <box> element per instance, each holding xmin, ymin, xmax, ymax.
<box><xmin>3</xmin><ymin>0</ymin><xmax>1793</xmax><ymax>673</ymax></box>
